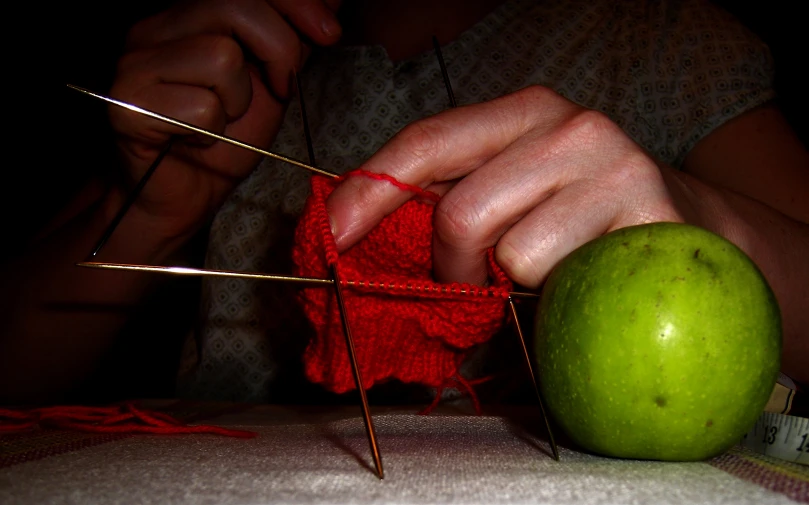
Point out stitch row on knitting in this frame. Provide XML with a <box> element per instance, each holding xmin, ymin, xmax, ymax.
<box><xmin>342</xmin><ymin>279</ymin><xmax>511</xmax><ymax>299</ymax></box>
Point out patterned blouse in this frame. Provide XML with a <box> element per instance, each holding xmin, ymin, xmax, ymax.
<box><xmin>175</xmin><ymin>0</ymin><xmax>774</xmax><ymax>403</ymax></box>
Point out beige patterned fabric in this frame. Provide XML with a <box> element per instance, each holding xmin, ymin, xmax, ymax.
<box><xmin>176</xmin><ymin>0</ymin><xmax>775</xmax><ymax>402</ymax></box>
<box><xmin>2</xmin><ymin>404</ymin><xmax>805</xmax><ymax>504</ymax></box>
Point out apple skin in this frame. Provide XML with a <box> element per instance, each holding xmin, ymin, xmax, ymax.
<box><xmin>534</xmin><ymin>222</ymin><xmax>781</xmax><ymax>461</ymax></box>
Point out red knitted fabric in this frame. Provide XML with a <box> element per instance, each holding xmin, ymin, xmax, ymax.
<box><xmin>292</xmin><ymin>172</ymin><xmax>513</xmax><ymax>393</ymax></box>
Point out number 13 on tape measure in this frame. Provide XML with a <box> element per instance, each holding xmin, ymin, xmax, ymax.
<box><xmin>742</xmin><ymin>411</ymin><xmax>809</xmax><ymax>465</ymax></box>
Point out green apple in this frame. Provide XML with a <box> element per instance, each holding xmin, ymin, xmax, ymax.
<box><xmin>534</xmin><ymin>222</ymin><xmax>781</xmax><ymax>461</ymax></box>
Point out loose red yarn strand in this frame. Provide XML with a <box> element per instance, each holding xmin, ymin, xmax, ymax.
<box><xmin>341</xmin><ymin>169</ymin><xmax>441</xmax><ymax>203</ymax></box>
<box><xmin>418</xmin><ymin>374</ymin><xmax>491</xmax><ymax>416</ymax></box>
<box><xmin>0</xmin><ymin>404</ymin><xmax>256</xmax><ymax>439</ymax></box>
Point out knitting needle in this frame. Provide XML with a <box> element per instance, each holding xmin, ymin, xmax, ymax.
<box><xmin>66</xmin><ymin>84</ymin><xmax>339</xmax><ymax>180</ymax></box>
<box><xmin>75</xmin><ymin>261</ymin><xmax>539</xmax><ymax>298</ymax></box>
<box><xmin>71</xmin><ymin>53</ymin><xmax>549</xmax><ymax>466</ymax></box>
<box><xmin>77</xmin><ymin>261</ymin><xmax>332</xmax><ymax>284</ymax></box>
<box><xmin>508</xmin><ymin>297</ymin><xmax>559</xmax><ymax>460</ymax></box>
<box><xmin>433</xmin><ymin>36</ymin><xmax>559</xmax><ymax>460</ymax></box>
<box><xmin>296</xmin><ymin>73</ymin><xmax>384</xmax><ymax>480</ymax></box>
<box><xmin>88</xmin><ymin>138</ymin><xmax>174</xmax><ymax>259</ymax></box>
<box><xmin>331</xmin><ymin>264</ymin><xmax>384</xmax><ymax>479</ymax></box>
<box><xmin>295</xmin><ymin>72</ymin><xmax>318</xmax><ymax>171</ymax></box>
<box><xmin>432</xmin><ymin>36</ymin><xmax>457</xmax><ymax>108</ymax></box>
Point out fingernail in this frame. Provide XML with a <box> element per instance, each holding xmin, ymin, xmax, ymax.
<box><xmin>329</xmin><ymin>215</ymin><xmax>345</xmax><ymax>251</ymax></box>
<box><xmin>321</xmin><ymin>17</ymin><xmax>341</xmax><ymax>38</ymax></box>
<box><xmin>330</xmin><ymin>211</ymin><xmax>342</xmax><ymax>236</ymax></box>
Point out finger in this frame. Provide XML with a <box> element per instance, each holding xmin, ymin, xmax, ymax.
<box><xmin>328</xmin><ymin>87</ymin><xmax>567</xmax><ymax>250</ymax></box>
<box><xmin>129</xmin><ymin>0</ymin><xmax>341</xmax><ymax>47</ymax></box>
<box><xmin>495</xmin><ymin>184</ymin><xmax>621</xmax><ymax>288</ymax></box>
<box><xmin>496</xmin><ymin>177</ymin><xmax>684</xmax><ymax>289</ymax></box>
<box><xmin>127</xmin><ymin>0</ymin><xmax>341</xmax><ymax>98</ymax></box>
<box><xmin>272</xmin><ymin>0</ymin><xmax>343</xmax><ymax>41</ymax></box>
<box><xmin>180</xmin><ymin>69</ymin><xmax>287</xmax><ymax>180</ymax></box>
<box><xmin>117</xmin><ymin>34</ymin><xmax>253</xmax><ymax>121</ymax></box>
<box><xmin>109</xmin><ymin>81</ymin><xmax>228</xmax><ymax>158</ymax></box>
<box><xmin>430</xmin><ymin>134</ymin><xmax>568</xmax><ymax>286</ymax></box>
<box><xmin>428</xmin><ymin>117</ymin><xmax>607</xmax><ymax>286</ymax></box>
<box><xmin>429</xmin><ymin>106</ymin><xmax>679</xmax><ymax>286</ymax></box>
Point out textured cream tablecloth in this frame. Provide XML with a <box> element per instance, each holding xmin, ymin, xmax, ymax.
<box><xmin>1</xmin><ymin>403</ymin><xmax>806</xmax><ymax>504</ymax></box>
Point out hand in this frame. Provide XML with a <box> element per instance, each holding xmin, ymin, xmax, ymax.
<box><xmin>327</xmin><ymin>85</ymin><xmax>686</xmax><ymax>288</ymax></box>
<box><xmin>108</xmin><ymin>0</ymin><xmax>343</xmax><ymax>240</ymax></box>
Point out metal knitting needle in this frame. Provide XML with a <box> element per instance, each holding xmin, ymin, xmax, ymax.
<box><xmin>331</xmin><ymin>264</ymin><xmax>384</xmax><ymax>479</ymax></box>
<box><xmin>66</xmin><ymin>84</ymin><xmax>339</xmax><ymax>180</ymax></box>
<box><xmin>296</xmin><ymin>73</ymin><xmax>384</xmax><ymax>480</ymax></box>
<box><xmin>508</xmin><ymin>297</ymin><xmax>559</xmax><ymax>460</ymax></box>
<box><xmin>432</xmin><ymin>36</ymin><xmax>457</xmax><ymax>108</ymax></box>
<box><xmin>77</xmin><ymin>262</ymin><xmax>333</xmax><ymax>284</ymax></box>
<box><xmin>295</xmin><ymin>72</ymin><xmax>318</xmax><ymax>171</ymax></box>
<box><xmin>75</xmin><ymin>261</ymin><xmax>539</xmax><ymax>298</ymax></box>
<box><xmin>433</xmin><ymin>36</ymin><xmax>559</xmax><ymax>459</ymax></box>
<box><xmin>88</xmin><ymin>138</ymin><xmax>174</xmax><ymax>258</ymax></box>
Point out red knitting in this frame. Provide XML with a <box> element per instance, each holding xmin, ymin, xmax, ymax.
<box><xmin>292</xmin><ymin>172</ymin><xmax>513</xmax><ymax>395</ymax></box>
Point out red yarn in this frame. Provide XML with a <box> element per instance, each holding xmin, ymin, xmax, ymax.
<box><xmin>0</xmin><ymin>403</ymin><xmax>256</xmax><ymax>438</ymax></box>
<box><xmin>342</xmin><ymin>169</ymin><xmax>441</xmax><ymax>203</ymax></box>
<box><xmin>292</xmin><ymin>172</ymin><xmax>513</xmax><ymax>395</ymax></box>
<box><xmin>418</xmin><ymin>375</ymin><xmax>493</xmax><ymax>416</ymax></box>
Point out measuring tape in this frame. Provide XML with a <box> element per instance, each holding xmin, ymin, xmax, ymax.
<box><xmin>741</xmin><ymin>411</ymin><xmax>809</xmax><ymax>465</ymax></box>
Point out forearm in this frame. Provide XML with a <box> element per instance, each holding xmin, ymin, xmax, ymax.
<box><xmin>0</xmin><ymin>181</ymin><xmax>197</xmax><ymax>403</ymax></box>
<box><xmin>664</xmin><ymin>168</ymin><xmax>809</xmax><ymax>383</ymax></box>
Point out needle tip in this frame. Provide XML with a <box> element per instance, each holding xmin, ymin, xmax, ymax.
<box><xmin>373</xmin><ymin>454</ymin><xmax>384</xmax><ymax>479</ymax></box>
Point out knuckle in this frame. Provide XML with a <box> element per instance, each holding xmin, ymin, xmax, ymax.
<box><xmin>395</xmin><ymin>118</ymin><xmax>451</xmax><ymax>164</ymax></box>
<box><xmin>549</xmin><ymin>108</ymin><xmax>660</xmax><ymax>183</ymax></box>
<box><xmin>206</xmin><ymin>35</ymin><xmax>245</xmax><ymax>75</ymax></box>
<box><xmin>434</xmin><ymin>195</ymin><xmax>484</xmax><ymax>248</ymax></box>
<box><xmin>614</xmin><ymin>150</ymin><xmax>657</xmax><ymax>183</ymax></box>
<box><xmin>514</xmin><ymin>84</ymin><xmax>556</xmax><ymax>105</ymax></box>
<box><xmin>495</xmin><ymin>239</ymin><xmax>543</xmax><ymax>288</ymax></box>
<box><xmin>588</xmin><ymin>151</ymin><xmax>656</xmax><ymax>196</ymax></box>
<box><xmin>497</xmin><ymin>85</ymin><xmax>555</xmax><ymax>130</ymax></box>
<box><xmin>192</xmin><ymin>92</ymin><xmax>227</xmax><ymax>130</ymax></box>
<box><xmin>559</xmin><ymin>109</ymin><xmax>620</xmax><ymax>148</ymax></box>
